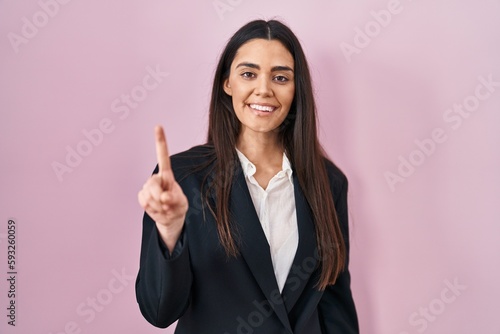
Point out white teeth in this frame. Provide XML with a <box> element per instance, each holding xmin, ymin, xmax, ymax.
<box><xmin>249</xmin><ymin>104</ymin><xmax>275</xmax><ymax>112</ymax></box>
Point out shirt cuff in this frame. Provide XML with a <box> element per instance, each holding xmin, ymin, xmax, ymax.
<box><xmin>156</xmin><ymin>227</ymin><xmax>185</xmax><ymax>260</ymax></box>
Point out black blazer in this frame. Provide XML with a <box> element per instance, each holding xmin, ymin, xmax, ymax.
<box><xmin>135</xmin><ymin>145</ymin><xmax>359</xmax><ymax>333</ymax></box>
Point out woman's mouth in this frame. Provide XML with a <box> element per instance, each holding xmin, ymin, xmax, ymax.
<box><xmin>248</xmin><ymin>103</ymin><xmax>277</xmax><ymax>114</ymax></box>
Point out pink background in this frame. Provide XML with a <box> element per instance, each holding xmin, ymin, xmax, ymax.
<box><xmin>1</xmin><ymin>1</ymin><xmax>499</xmax><ymax>333</ymax></box>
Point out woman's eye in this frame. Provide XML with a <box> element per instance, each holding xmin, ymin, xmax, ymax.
<box><xmin>241</xmin><ymin>72</ymin><xmax>255</xmax><ymax>79</ymax></box>
<box><xmin>274</xmin><ymin>75</ymin><xmax>289</xmax><ymax>83</ymax></box>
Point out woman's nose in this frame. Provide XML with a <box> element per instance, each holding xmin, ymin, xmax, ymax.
<box><xmin>254</xmin><ymin>77</ymin><xmax>273</xmax><ymax>97</ymax></box>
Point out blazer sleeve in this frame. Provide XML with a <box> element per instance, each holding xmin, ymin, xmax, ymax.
<box><xmin>135</xmin><ymin>175</ymin><xmax>193</xmax><ymax>328</ymax></box>
<box><xmin>318</xmin><ymin>167</ymin><xmax>359</xmax><ymax>333</ymax></box>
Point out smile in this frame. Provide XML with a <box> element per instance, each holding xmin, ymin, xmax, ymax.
<box><xmin>248</xmin><ymin>104</ymin><xmax>277</xmax><ymax>113</ymax></box>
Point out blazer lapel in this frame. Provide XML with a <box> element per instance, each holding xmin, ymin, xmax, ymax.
<box><xmin>230</xmin><ymin>165</ymin><xmax>293</xmax><ymax>333</ymax></box>
<box><xmin>281</xmin><ymin>174</ymin><xmax>318</xmax><ymax>313</ymax></box>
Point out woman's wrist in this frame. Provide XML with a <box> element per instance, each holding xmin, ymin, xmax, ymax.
<box><xmin>155</xmin><ymin>219</ymin><xmax>184</xmax><ymax>253</ymax></box>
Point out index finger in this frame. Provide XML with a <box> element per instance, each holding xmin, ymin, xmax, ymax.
<box><xmin>155</xmin><ymin>125</ymin><xmax>171</xmax><ymax>173</ymax></box>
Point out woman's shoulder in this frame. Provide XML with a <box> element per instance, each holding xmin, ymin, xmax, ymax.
<box><xmin>170</xmin><ymin>144</ymin><xmax>216</xmax><ymax>180</ymax></box>
<box><xmin>322</xmin><ymin>156</ymin><xmax>348</xmax><ymax>188</ymax></box>
<box><xmin>171</xmin><ymin>144</ymin><xmax>215</xmax><ymax>163</ymax></box>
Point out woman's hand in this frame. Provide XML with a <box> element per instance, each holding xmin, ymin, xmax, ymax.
<box><xmin>138</xmin><ymin>126</ymin><xmax>188</xmax><ymax>252</ymax></box>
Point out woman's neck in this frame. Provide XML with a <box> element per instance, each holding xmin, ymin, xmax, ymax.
<box><xmin>236</xmin><ymin>129</ymin><xmax>285</xmax><ymax>189</ymax></box>
<box><xmin>235</xmin><ymin>129</ymin><xmax>283</xmax><ymax>164</ymax></box>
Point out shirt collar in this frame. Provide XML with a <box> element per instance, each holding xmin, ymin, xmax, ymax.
<box><xmin>235</xmin><ymin>148</ymin><xmax>293</xmax><ymax>183</ymax></box>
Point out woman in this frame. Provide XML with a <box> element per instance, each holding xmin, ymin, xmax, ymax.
<box><xmin>136</xmin><ymin>19</ymin><xmax>359</xmax><ymax>333</ymax></box>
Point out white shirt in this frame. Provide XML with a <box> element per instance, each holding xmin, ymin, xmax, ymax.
<box><xmin>235</xmin><ymin>148</ymin><xmax>299</xmax><ymax>292</ymax></box>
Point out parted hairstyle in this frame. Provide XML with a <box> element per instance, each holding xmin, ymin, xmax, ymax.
<box><xmin>204</xmin><ymin>19</ymin><xmax>346</xmax><ymax>290</ymax></box>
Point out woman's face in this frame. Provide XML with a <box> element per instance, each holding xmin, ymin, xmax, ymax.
<box><xmin>223</xmin><ymin>39</ymin><xmax>295</xmax><ymax>139</ymax></box>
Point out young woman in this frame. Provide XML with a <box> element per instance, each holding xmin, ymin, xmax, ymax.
<box><xmin>136</xmin><ymin>20</ymin><xmax>359</xmax><ymax>333</ymax></box>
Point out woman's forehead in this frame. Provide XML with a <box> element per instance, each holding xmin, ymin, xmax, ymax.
<box><xmin>232</xmin><ymin>39</ymin><xmax>294</xmax><ymax>68</ymax></box>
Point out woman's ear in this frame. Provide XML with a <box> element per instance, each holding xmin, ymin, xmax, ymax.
<box><xmin>223</xmin><ymin>78</ymin><xmax>232</xmax><ymax>96</ymax></box>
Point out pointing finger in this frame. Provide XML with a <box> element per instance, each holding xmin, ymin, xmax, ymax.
<box><xmin>155</xmin><ymin>125</ymin><xmax>172</xmax><ymax>188</ymax></box>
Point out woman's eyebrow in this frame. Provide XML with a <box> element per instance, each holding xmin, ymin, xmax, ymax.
<box><xmin>236</xmin><ymin>62</ymin><xmax>294</xmax><ymax>72</ymax></box>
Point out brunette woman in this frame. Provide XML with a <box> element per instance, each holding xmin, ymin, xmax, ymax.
<box><xmin>136</xmin><ymin>19</ymin><xmax>359</xmax><ymax>333</ymax></box>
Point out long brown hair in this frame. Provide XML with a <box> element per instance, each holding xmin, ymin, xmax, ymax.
<box><xmin>205</xmin><ymin>20</ymin><xmax>346</xmax><ymax>290</ymax></box>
